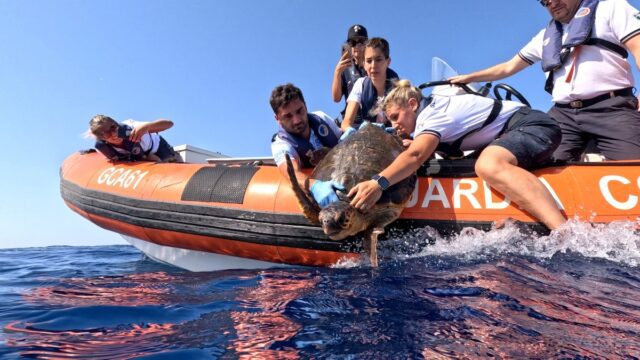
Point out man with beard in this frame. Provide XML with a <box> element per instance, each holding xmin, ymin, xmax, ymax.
<box><xmin>271</xmin><ymin>83</ymin><xmax>345</xmax><ymax>207</ymax></box>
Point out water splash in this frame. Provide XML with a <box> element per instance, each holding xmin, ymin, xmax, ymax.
<box><xmin>385</xmin><ymin>220</ymin><xmax>640</xmax><ymax>266</ymax></box>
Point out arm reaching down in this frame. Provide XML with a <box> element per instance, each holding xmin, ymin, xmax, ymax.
<box><xmin>348</xmin><ymin>133</ymin><xmax>439</xmax><ymax>210</ymax></box>
<box><xmin>449</xmin><ymin>55</ymin><xmax>530</xmax><ymax>85</ymax></box>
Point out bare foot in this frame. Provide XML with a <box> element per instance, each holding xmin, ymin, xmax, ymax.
<box><xmin>492</xmin><ymin>218</ymin><xmax>537</xmax><ymax>236</ymax></box>
<box><xmin>492</xmin><ymin>217</ymin><xmax>514</xmax><ymax>230</ymax></box>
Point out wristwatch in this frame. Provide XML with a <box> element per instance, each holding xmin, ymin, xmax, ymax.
<box><xmin>371</xmin><ymin>174</ymin><xmax>390</xmax><ymax>191</ymax></box>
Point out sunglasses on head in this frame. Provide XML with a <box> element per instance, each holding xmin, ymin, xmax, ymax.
<box><xmin>348</xmin><ymin>38</ymin><xmax>366</xmax><ymax>47</ymax></box>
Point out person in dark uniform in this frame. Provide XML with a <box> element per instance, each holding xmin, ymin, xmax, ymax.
<box><xmin>89</xmin><ymin>115</ymin><xmax>181</xmax><ymax>163</ymax></box>
<box><xmin>340</xmin><ymin>37</ymin><xmax>399</xmax><ymax>131</ymax></box>
<box><xmin>331</xmin><ymin>25</ymin><xmax>398</xmax><ymax>125</ymax></box>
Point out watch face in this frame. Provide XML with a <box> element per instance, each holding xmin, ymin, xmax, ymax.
<box><xmin>373</xmin><ymin>175</ymin><xmax>390</xmax><ymax>190</ymax></box>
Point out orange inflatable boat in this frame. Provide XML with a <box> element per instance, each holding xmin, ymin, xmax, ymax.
<box><xmin>60</xmin><ymin>150</ymin><xmax>640</xmax><ymax>271</ymax></box>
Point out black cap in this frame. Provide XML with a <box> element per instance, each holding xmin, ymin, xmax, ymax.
<box><xmin>347</xmin><ymin>24</ymin><xmax>368</xmax><ymax>41</ymax></box>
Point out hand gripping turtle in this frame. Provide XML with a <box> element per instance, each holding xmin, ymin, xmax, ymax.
<box><xmin>285</xmin><ymin>124</ymin><xmax>417</xmax><ymax>266</ymax></box>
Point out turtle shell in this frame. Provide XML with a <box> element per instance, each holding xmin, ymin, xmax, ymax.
<box><xmin>311</xmin><ymin>125</ymin><xmax>416</xmax><ymax>206</ymax></box>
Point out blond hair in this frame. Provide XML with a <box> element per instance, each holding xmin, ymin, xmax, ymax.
<box><xmin>380</xmin><ymin>79</ymin><xmax>423</xmax><ymax>112</ymax></box>
<box><xmin>84</xmin><ymin>115</ymin><xmax>117</xmax><ymax>139</ymax></box>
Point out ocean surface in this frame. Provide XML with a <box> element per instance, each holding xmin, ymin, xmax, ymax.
<box><xmin>2</xmin><ymin>220</ymin><xmax>640</xmax><ymax>359</ymax></box>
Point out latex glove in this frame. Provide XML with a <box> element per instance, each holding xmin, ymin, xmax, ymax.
<box><xmin>339</xmin><ymin>127</ymin><xmax>356</xmax><ymax>143</ymax></box>
<box><xmin>310</xmin><ymin>180</ymin><xmax>346</xmax><ymax>208</ymax></box>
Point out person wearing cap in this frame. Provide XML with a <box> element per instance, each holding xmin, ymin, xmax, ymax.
<box><xmin>331</xmin><ymin>25</ymin><xmax>398</xmax><ymax>125</ymax></box>
<box><xmin>450</xmin><ymin>0</ymin><xmax>640</xmax><ymax>161</ymax></box>
<box><xmin>340</xmin><ymin>37</ymin><xmax>399</xmax><ymax>132</ymax></box>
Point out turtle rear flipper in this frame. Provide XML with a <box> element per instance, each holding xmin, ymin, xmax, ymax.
<box><xmin>364</xmin><ymin>227</ymin><xmax>384</xmax><ymax>268</ymax></box>
<box><xmin>285</xmin><ymin>154</ymin><xmax>321</xmax><ymax>224</ymax></box>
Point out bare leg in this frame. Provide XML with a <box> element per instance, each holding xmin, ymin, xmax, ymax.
<box><xmin>363</xmin><ymin>227</ymin><xmax>383</xmax><ymax>267</ymax></box>
<box><xmin>475</xmin><ymin>146</ymin><xmax>566</xmax><ymax>230</ymax></box>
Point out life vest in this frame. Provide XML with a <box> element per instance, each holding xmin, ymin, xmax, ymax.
<box><xmin>273</xmin><ymin>113</ymin><xmax>340</xmax><ymax>167</ymax></box>
<box><xmin>344</xmin><ymin>64</ymin><xmax>367</xmax><ymax>101</ymax></box>
<box><xmin>340</xmin><ymin>66</ymin><xmax>399</xmax><ymax>120</ymax></box>
<box><xmin>356</xmin><ymin>70</ymin><xmax>399</xmax><ymax>127</ymax></box>
<box><xmin>541</xmin><ymin>0</ymin><xmax>628</xmax><ymax>93</ymax></box>
<box><xmin>94</xmin><ymin>124</ymin><xmax>149</xmax><ymax>161</ymax></box>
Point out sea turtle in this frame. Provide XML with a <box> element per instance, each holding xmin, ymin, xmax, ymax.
<box><xmin>285</xmin><ymin>124</ymin><xmax>417</xmax><ymax>266</ymax></box>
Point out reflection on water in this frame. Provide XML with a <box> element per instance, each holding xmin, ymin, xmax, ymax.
<box><xmin>1</xmin><ymin>222</ymin><xmax>640</xmax><ymax>359</ymax></box>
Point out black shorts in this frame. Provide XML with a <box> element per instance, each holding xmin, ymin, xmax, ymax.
<box><xmin>491</xmin><ymin>108</ymin><xmax>562</xmax><ymax>170</ymax></box>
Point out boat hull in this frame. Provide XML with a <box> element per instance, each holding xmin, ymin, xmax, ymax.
<box><xmin>60</xmin><ymin>151</ymin><xmax>640</xmax><ymax>270</ymax></box>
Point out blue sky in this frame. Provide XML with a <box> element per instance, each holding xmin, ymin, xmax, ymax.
<box><xmin>2</xmin><ymin>0</ymin><xmax>639</xmax><ymax>248</ymax></box>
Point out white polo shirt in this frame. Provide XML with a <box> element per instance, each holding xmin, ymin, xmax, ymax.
<box><xmin>415</xmin><ymin>95</ymin><xmax>524</xmax><ymax>151</ymax></box>
<box><xmin>121</xmin><ymin>119</ymin><xmax>161</xmax><ymax>154</ymax></box>
<box><xmin>518</xmin><ymin>0</ymin><xmax>640</xmax><ymax>103</ymax></box>
<box><xmin>271</xmin><ymin>111</ymin><xmax>341</xmax><ymax>166</ymax></box>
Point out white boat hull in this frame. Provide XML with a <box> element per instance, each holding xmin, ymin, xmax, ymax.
<box><xmin>122</xmin><ymin>235</ymin><xmax>293</xmax><ymax>272</ymax></box>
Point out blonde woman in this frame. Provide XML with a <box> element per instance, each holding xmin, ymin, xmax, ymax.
<box><xmin>89</xmin><ymin>115</ymin><xmax>181</xmax><ymax>163</ymax></box>
<box><xmin>346</xmin><ymin>80</ymin><xmax>566</xmax><ymax>231</ymax></box>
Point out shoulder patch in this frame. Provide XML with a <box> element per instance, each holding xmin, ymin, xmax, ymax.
<box><xmin>317</xmin><ymin>124</ymin><xmax>329</xmax><ymax>137</ymax></box>
<box><xmin>575</xmin><ymin>7</ymin><xmax>590</xmax><ymax>18</ymax></box>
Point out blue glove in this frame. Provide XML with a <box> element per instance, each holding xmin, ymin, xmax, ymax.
<box><xmin>339</xmin><ymin>127</ymin><xmax>357</xmax><ymax>143</ymax></box>
<box><xmin>310</xmin><ymin>180</ymin><xmax>346</xmax><ymax>208</ymax></box>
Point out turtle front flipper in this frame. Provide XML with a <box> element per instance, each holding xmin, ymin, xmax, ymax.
<box><xmin>285</xmin><ymin>154</ymin><xmax>321</xmax><ymax>224</ymax></box>
<box><xmin>363</xmin><ymin>227</ymin><xmax>384</xmax><ymax>267</ymax></box>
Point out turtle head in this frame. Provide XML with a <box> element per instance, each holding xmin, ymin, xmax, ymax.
<box><xmin>318</xmin><ymin>201</ymin><xmax>367</xmax><ymax>240</ymax></box>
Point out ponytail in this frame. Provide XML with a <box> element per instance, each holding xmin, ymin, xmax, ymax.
<box><xmin>380</xmin><ymin>79</ymin><xmax>422</xmax><ymax>111</ymax></box>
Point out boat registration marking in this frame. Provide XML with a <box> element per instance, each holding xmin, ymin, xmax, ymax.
<box><xmin>406</xmin><ymin>178</ymin><xmax>564</xmax><ymax>210</ymax></box>
<box><xmin>599</xmin><ymin>175</ymin><xmax>640</xmax><ymax>210</ymax></box>
<box><xmin>97</xmin><ymin>167</ymin><xmax>149</xmax><ymax>190</ymax></box>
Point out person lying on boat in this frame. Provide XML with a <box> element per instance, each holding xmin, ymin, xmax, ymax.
<box><xmin>340</xmin><ymin>37</ymin><xmax>399</xmax><ymax>132</ymax></box>
<box><xmin>89</xmin><ymin>115</ymin><xmax>182</xmax><ymax>163</ymax></box>
<box><xmin>449</xmin><ymin>0</ymin><xmax>640</xmax><ymax>161</ymax></box>
<box><xmin>346</xmin><ymin>80</ymin><xmax>568</xmax><ymax>231</ymax></box>
<box><xmin>331</xmin><ymin>25</ymin><xmax>399</xmax><ymax>125</ymax></box>
<box><xmin>270</xmin><ymin>83</ymin><xmax>346</xmax><ymax>207</ymax></box>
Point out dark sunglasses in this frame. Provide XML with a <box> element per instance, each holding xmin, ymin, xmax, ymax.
<box><xmin>348</xmin><ymin>38</ymin><xmax>366</xmax><ymax>47</ymax></box>
<box><xmin>96</xmin><ymin>124</ymin><xmax>118</xmax><ymax>139</ymax></box>
<box><xmin>538</xmin><ymin>0</ymin><xmax>549</xmax><ymax>6</ymax></box>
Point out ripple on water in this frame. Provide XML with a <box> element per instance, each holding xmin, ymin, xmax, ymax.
<box><xmin>0</xmin><ymin>230</ymin><xmax>639</xmax><ymax>358</ymax></box>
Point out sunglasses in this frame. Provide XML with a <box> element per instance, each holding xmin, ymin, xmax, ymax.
<box><xmin>96</xmin><ymin>124</ymin><xmax>118</xmax><ymax>139</ymax></box>
<box><xmin>348</xmin><ymin>38</ymin><xmax>366</xmax><ymax>47</ymax></box>
<box><xmin>538</xmin><ymin>0</ymin><xmax>550</xmax><ymax>6</ymax></box>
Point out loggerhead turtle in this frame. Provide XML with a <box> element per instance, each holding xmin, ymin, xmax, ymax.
<box><xmin>285</xmin><ymin>124</ymin><xmax>417</xmax><ymax>266</ymax></box>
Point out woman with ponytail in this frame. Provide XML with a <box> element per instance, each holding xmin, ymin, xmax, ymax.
<box><xmin>346</xmin><ymin>80</ymin><xmax>567</xmax><ymax>231</ymax></box>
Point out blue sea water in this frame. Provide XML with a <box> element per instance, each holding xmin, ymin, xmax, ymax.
<box><xmin>2</xmin><ymin>221</ymin><xmax>640</xmax><ymax>359</ymax></box>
